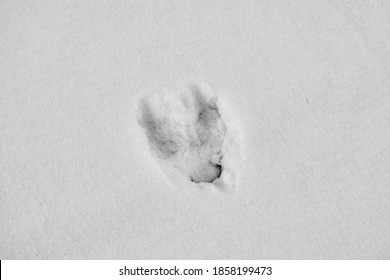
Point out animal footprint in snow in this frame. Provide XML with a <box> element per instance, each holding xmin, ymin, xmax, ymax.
<box><xmin>138</xmin><ymin>83</ymin><xmax>238</xmax><ymax>190</ymax></box>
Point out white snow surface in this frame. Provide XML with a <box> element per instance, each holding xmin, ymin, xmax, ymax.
<box><xmin>1</xmin><ymin>0</ymin><xmax>390</xmax><ymax>259</ymax></box>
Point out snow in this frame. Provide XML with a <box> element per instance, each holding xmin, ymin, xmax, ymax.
<box><xmin>1</xmin><ymin>0</ymin><xmax>390</xmax><ymax>259</ymax></box>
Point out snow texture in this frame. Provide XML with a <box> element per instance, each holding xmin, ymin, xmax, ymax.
<box><xmin>1</xmin><ymin>0</ymin><xmax>390</xmax><ymax>259</ymax></box>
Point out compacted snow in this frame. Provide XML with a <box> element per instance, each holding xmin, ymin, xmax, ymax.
<box><xmin>1</xmin><ymin>0</ymin><xmax>390</xmax><ymax>259</ymax></box>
